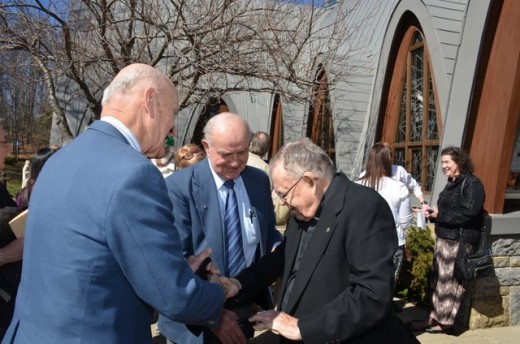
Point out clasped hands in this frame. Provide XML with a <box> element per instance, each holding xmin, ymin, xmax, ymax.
<box><xmin>187</xmin><ymin>248</ymin><xmax>241</xmax><ymax>299</ymax></box>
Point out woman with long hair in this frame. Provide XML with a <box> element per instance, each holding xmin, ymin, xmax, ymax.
<box><xmin>357</xmin><ymin>142</ymin><xmax>413</xmax><ymax>283</ymax></box>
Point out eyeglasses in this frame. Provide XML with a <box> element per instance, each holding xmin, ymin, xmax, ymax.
<box><xmin>182</xmin><ymin>151</ymin><xmax>204</xmax><ymax>160</ymax></box>
<box><xmin>276</xmin><ymin>176</ymin><xmax>304</xmax><ymax>204</ymax></box>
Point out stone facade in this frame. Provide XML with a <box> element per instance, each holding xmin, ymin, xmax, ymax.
<box><xmin>466</xmin><ymin>235</ymin><xmax>520</xmax><ymax>328</ymax></box>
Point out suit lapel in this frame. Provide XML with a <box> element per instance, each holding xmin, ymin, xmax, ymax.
<box><xmin>191</xmin><ymin>160</ymin><xmax>226</xmax><ymax>271</ymax></box>
<box><xmin>241</xmin><ymin>167</ymin><xmax>264</xmax><ymax>255</ymax></box>
<box><xmin>284</xmin><ymin>175</ymin><xmax>349</xmax><ymax>313</ymax></box>
<box><xmin>280</xmin><ymin>216</ymin><xmax>302</xmax><ymax>291</ymax></box>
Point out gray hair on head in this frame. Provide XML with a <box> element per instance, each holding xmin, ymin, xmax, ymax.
<box><xmin>269</xmin><ymin>138</ymin><xmax>335</xmax><ymax>180</ymax></box>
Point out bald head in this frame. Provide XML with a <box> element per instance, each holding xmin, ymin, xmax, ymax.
<box><xmin>100</xmin><ymin>63</ymin><xmax>178</xmax><ymax>159</ymax></box>
<box><xmin>201</xmin><ymin>112</ymin><xmax>252</xmax><ymax>180</ymax></box>
<box><xmin>202</xmin><ymin>112</ymin><xmax>252</xmax><ymax>147</ymax></box>
<box><xmin>101</xmin><ymin>64</ymin><xmax>176</xmax><ymax>108</ymax></box>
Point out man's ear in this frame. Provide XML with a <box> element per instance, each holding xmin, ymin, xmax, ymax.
<box><xmin>302</xmin><ymin>172</ymin><xmax>316</xmax><ymax>188</ymax></box>
<box><xmin>201</xmin><ymin>139</ymin><xmax>210</xmax><ymax>152</ymax></box>
<box><xmin>144</xmin><ymin>87</ymin><xmax>157</xmax><ymax>118</ymax></box>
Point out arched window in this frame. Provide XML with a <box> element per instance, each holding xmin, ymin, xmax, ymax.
<box><xmin>381</xmin><ymin>27</ymin><xmax>442</xmax><ymax>192</ymax></box>
<box><xmin>307</xmin><ymin>64</ymin><xmax>336</xmax><ymax>166</ymax></box>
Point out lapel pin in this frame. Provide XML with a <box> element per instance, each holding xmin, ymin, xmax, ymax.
<box><xmin>326</xmin><ymin>227</ymin><xmax>330</xmax><ymax>232</ymax></box>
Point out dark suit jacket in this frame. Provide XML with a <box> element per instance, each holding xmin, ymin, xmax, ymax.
<box><xmin>237</xmin><ymin>173</ymin><xmax>418</xmax><ymax>343</ymax></box>
<box><xmin>158</xmin><ymin>159</ymin><xmax>282</xmax><ymax>343</ymax></box>
<box><xmin>2</xmin><ymin>121</ymin><xmax>224</xmax><ymax>344</ymax></box>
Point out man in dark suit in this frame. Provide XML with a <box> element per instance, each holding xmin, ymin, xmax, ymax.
<box><xmin>237</xmin><ymin>138</ymin><xmax>419</xmax><ymax>343</ymax></box>
<box><xmin>2</xmin><ymin>64</ymin><xmax>237</xmax><ymax>344</ymax></box>
<box><xmin>158</xmin><ymin>113</ymin><xmax>282</xmax><ymax>344</ymax></box>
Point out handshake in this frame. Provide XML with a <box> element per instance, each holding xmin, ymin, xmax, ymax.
<box><xmin>187</xmin><ymin>248</ymin><xmax>242</xmax><ymax>299</ymax></box>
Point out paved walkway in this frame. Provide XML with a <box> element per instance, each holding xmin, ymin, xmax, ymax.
<box><xmin>397</xmin><ymin>299</ymin><xmax>520</xmax><ymax>344</ymax></box>
<box><xmin>152</xmin><ymin>299</ymin><xmax>520</xmax><ymax>343</ymax></box>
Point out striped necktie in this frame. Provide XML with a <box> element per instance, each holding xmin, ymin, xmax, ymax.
<box><xmin>223</xmin><ymin>180</ymin><xmax>245</xmax><ymax>277</ymax></box>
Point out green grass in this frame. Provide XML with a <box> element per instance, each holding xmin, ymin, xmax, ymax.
<box><xmin>3</xmin><ymin>157</ymin><xmax>26</xmax><ymax>198</ymax></box>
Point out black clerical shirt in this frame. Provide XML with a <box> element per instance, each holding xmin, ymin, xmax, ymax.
<box><xmin>280</xmin><ymin>174</ymin><xmax>340</xmax><ymax>312</ymax></box>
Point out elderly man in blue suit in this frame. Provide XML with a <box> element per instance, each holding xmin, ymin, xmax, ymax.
<box><xmin>2</xmin><ymin>64</ymin><xmax>237</xmax><ymax>344</ymax></box>
<box><xmin>158</xmin><ymin>112</ymin><xmax>282</xmax><ymax>344</ymax></box>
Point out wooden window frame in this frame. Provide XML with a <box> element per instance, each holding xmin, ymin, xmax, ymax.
<box><xmin>381</xmin><ymin>26</ymin><xmax>442</xmax><ymax>193</ymax></box>
<box><xmin>306</xmin><ymin>64</ymin><xmax>336</xmax><ymax>166</ymax></box>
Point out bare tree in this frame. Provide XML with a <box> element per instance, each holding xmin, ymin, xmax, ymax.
<box><xmin>0</xmin><ymin>0</ymin><xmax>361</xmax><ymax>140</ymax></box>
<box><xmin>0</xmin><ymin>49</ymin><xmax>48</xmax><ymax>150</ymax></box>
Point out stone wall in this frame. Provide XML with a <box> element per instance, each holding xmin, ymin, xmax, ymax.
<box><xmin>466</xmin><ymin>234</ymin><xmax>520</xmax><ymax>328</ymax></box>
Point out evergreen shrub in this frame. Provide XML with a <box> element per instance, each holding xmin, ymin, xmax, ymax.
<box><xmin>396</xmin><ymin>225</ymin><xmax>435</xmax><ymax>307</ymax></box>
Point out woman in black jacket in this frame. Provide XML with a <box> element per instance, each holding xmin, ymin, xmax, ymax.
<box><xmin>409</xmin><ymin>147</ymin><xmax>485</xmax><ymax>333</ymax></box>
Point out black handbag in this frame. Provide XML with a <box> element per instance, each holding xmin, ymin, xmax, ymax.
<box><xmin>454</xmin><ymin>225</ymin><xmax>494</xmax><ymax>282</ymax></box>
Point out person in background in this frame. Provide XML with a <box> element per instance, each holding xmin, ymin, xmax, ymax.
<box><xmin>409</xmin><ymin>147</ymin><xmax>485</xmax><ymax>333</ymax></box>
<box><xmin>247</xmin><ymin>131</ymin><xmax>270</xmax><ymax>174</ymax></box>
<box><xmin>1</xmin><ymin>146</ymin><xmax>56</xmax><ymax>337</ymax></box>
<box><xmin>159</xmin><ymin>113</ymin><xmax>282</xmax><ymax>344</ymax></box>
<box><xmin>2</xmin><ymin>63</ymin><xmax>238</xmax><ymax>343</ymax></box>
<box><xmin>0</xmin><ymin>120</ymin><xmax>21</xmax><ymax>338</ymax></box>
<box><xmin>21</xmin><ymin>146</ymin><xmax>59</xmax><ymax>191</ymax></box>
<box><xmin>152</xmin><ymin>145</ymin><xmax>176</xmax><ymax>178</ymax></box>
<box><xmin>20</xmin><ymin>160</ymin><xmax>30</xmax><ymax>190</ymax></box>
<box><xmin>49</xmin><ymin>144</ymin><xmax>61</xmax><ymax>151</ymax></box>
<box><xmin>235</xmin><ymin>138</ymin><xmax>418</xmax><ymax>343</ymax></box>
<box><xmin>0</xmin><ymin>119</ymin><xmax>20</xmax><ymax>265</ymax></box>
<box><xmin>175</xmin><ymin>143</ymin><xmax>205</xmax><ymax>170</ymax></box>
<box><xmin>247</xmin><ymin>131</ymin><xmax>290</xmax><ymax>234</ymax></box>
<box><xmin>356</xmin><ymin>143</ymin><xmax>413</xmax><ymax>298</ymax></box>
<box><xmin>0</xmin><ymin>121</ymin><xmax>16</xmax><ymax>210</ymax></box>
<box><xmin>15</xmin><ymin>147</ymin><xmax>56</xmax><ymax>210</ymax></box>
<box><xmin>360</xmin><ymin>142</ymin><xmax>431</xmax><ymax>212</ymax></box>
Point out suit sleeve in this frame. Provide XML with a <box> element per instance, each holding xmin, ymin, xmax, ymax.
<box><xmin>236</xmin><ymin>238</ymin><xmax>286</xmax><ymax>301</ymax></box>
<box><xmin>105</xmin><ymin>162</ymin><xmax>223</xmax><ymax>325</ymax></box>
<box><xmin>298</xmin><ymin>187</ymin><xmax>397</xmax><ymax>342</ymax></box>
<box><xmin>164</xmin><ymin>172</ymin><xmax>197</xmax><ymax>258</ymax></box>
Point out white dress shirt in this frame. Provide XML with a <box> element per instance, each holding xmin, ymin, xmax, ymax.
<box><xmin>208</xmin><ymin>161</ymin><xmax>260</xmax><ymax>269</ymax></box>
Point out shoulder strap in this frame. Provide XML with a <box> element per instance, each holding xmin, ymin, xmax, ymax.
<box><xmin>460</xmin><ymin>177</ymin><xmax>466</xmax><ymax>198</ymax></box>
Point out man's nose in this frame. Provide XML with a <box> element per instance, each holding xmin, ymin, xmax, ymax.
<box><xmin>229</xmin><ymin>158</ymin><xmax>241</xmax><ymax>168</ymax></box>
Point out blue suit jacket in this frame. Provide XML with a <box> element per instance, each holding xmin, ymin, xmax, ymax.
<box><xmin>158</xmin><ymin>158</ymin><xmax>281</xmax><ymax>343</ymax></box>
<box><xmin>2</xmin><ymin>121</ymin><xmax>224</xmax><ymax>344</ymax></box>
